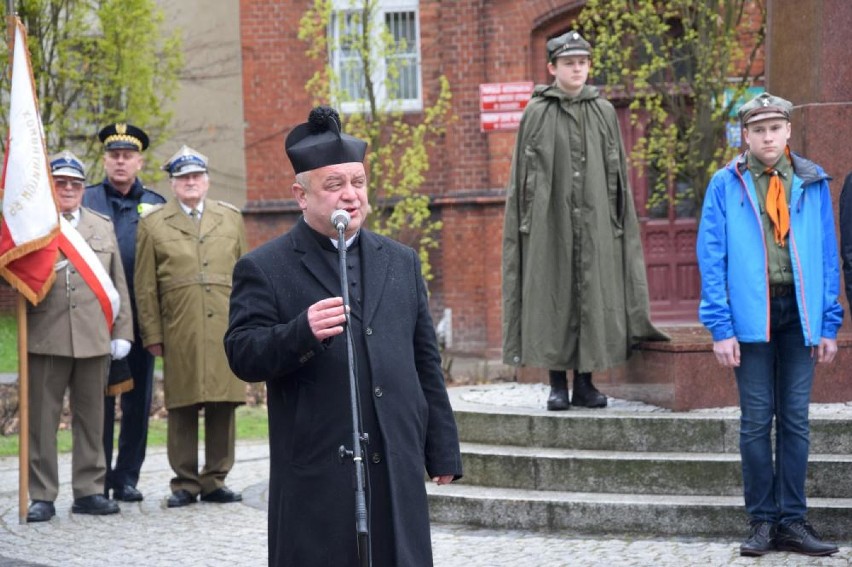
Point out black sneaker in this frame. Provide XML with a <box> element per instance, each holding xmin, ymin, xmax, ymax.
<box><xmin>776</xmin><ymin>520</ymin><xmax>838</xmax><ymax>556</ymax></box>
<box><xmin>740</xmin><ymin>521</ymin><xmax>775</xmax><ymax>556</ymax></box>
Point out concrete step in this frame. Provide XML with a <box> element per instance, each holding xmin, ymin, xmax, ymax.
<box><xmin>459</xmin><ymin>442</ymin><xmax>852</xmax><ymax>497</ymax></box>
<box><xmin>442</xmin><ymin>384</ymin><xmax>852</xmax><ymax>538</ymax></box>
<box><xmin>426</xmin><ymin>483</ymin><xmax>852</xmax><ymax>540</ymax></box>
<box><xmin>450</xmin><ymin>387</ymin><xmax>852</xmax><ymax>454</ymax></box>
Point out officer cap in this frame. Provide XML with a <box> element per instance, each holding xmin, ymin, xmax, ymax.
<box><xmin>738</xmin><ymin>92</ymin><xmax>793</xmax><ymax>126</ymax></box>
<box><xmin>49</xmin><ymin>150</ymin><xmax>86</xmax><ymax>180</ymax></box>
<box><xmin>162</xmin><ymin>145</ymin><xmax>208</xmax><ymax>177</ymax></box>
<box><xmin>547</xmin><ymin>30</ymin><xmax>591</xmax><ymax>62</ymax></box>
<box><xmin>98</xmin><ymin>122</ymin><xmax>149</xmax><ymax>152</ymax></box>
<box><xmin>285</xmin><ymin>106</ymin><xmax>367</xmax><ymax>175</ymax></box>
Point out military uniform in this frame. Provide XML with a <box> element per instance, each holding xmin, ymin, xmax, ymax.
<box><xmin>134</xmin><ymin>145</ymin><xmax>247</xmax><ymax>501</ymax></box>
<box><xmin>28</xmin><ymin>207</ymin><xmax>133</xmax><ymax>502</ymax></box>
<box><xmin>82</xmin><ymin>122</ymin><xmax>165</xmax><ymax>498</ymax></box>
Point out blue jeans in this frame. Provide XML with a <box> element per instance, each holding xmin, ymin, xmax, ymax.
<box><xmin>735</xmin><ymin>294</ymin><xmax>815</xmax><ymax>525</ymax></box>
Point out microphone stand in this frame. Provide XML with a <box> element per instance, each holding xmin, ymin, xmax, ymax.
<box><xmin>335</xmin><ymin>222</ymin><xmax>371</xmax><ymax>567</ymax></box>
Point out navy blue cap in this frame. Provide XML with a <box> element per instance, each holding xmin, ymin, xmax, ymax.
<box><xmin>49</xmin><ymin>150</ymin><xmax>86</xmax><ymax>180</ymax></box>
<box><xmin>98</xmin><ymin>122</ymin><xmax>149</xmax><ymax>151</ymax></box>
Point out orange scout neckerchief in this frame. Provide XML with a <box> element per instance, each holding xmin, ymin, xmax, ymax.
<box><xmin>764</xmin><ymin>146</ymin><xmax>792</xmax><ymax>247</ymax></box>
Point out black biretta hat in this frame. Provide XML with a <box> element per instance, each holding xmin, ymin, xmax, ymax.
<box><xmin>285</xmin><ymin>106</ymin><xmax>367</xmax><ymax>174</ymax></box>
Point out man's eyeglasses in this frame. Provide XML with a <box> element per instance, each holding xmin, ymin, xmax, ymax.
<box><xmin>54</xmin><ymin>178</ymin><xmax>85</xmax><ymax>190</ymax></box>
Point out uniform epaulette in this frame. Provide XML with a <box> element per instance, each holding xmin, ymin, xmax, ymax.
<box><xmin>138</xmin><ymin>203</ymin><xmax>165</xmax><ymax>218</ymax></box>
<box><xmin>86</xmin><ymin>208</ymin><xmax>112</xmax><ymax>222</ymax></box>
<box><xmin>217</xmin><ymin>200</ymin><xmax>242</xmax><ymax>213</ymax></box>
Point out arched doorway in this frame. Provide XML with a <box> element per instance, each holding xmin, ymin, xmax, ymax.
<box><xmin>530</xmin><ymin>10</ymin><xmax>701</xmax><ymax>323</ymax></box>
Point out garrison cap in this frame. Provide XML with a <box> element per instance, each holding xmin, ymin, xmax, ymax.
<box><xmin>738</xmin><ymin>92</ymin><xmax>793</xmax><ymax>126</ymax></box>
<box><xmin>547</xmin><ymin>30</ymin><xmax>591</xmax><ymax>62</ymax></box>
<box><xmin>162</xmin><ymin>145</ymin><xmax>208</xmax><ymax>177</ymax></box>
<box><xmin>49</xmin><ymin>150</ymin><xmax>86</xmax><ymax>180</ymax></box>
<box><xmin>98</xmin><ymin>122</ymin><xmax>149</xmax><ymax>152</ymax></box>
<box><xmin>285</xmin><ymin>106</ymin><xmax>367</xmax><ymax>175</ymax></box>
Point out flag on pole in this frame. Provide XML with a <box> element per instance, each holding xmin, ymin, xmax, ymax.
<box><xmin>0</xmin><ymin>17</ymin><xmax>59</xmax><ymax>304</ymax></box>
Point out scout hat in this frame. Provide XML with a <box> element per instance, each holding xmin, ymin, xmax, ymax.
<box><xmin>738</xmin><ymin>92</ymin><xmax>793</xmax><ymax>126</ymax></box>
<box><xmin>49</xmin><ymin>150</ymin><xmax>86</xmax><ymax>180</ymax></box>
<box><xmin>98</xmin><ymin>122</ymin><xmax>149</xmax><ymax>152</ymax></box>
<box><xmin>285</xmin><ymin>106</ymin><xmax>367</xmax><ymax>174</ymax></box>
<box><xmin>547</xmin><ymin>30</ymin><xmax>591</xmax><ymax>62</ymax></box>
<box><xmin>162</xmin><ymin>145</ymin><xmax>209</xmax><ymax>177</ymax></box>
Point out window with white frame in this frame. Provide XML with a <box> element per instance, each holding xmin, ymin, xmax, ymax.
<box><xmin>329</xmin><ymin>0</ymin><xmax>422</xmax><ymax>112</ymax></box>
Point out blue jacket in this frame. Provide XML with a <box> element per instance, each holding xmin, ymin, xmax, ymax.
<box><xmin>697</xmin><ymin>152</ymin><xmax>843</xmax><ymax>345</ymax></box>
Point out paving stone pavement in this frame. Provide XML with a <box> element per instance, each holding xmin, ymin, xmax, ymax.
<box><xmin>0</xmin><ymin>384</ymin><xmax>849</xmax><ymax>566</ymax></box>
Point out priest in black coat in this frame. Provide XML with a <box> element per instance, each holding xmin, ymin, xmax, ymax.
<box><xmin>224</xmin><ymin>106</ymin><xmax>463</xmax><ymax>567</ymax></box>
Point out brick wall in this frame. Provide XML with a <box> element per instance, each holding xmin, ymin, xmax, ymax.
<box><xmin>238</xmin><ymin>0</ymin><xmax>766</xmax><ymax>355</ymax></box>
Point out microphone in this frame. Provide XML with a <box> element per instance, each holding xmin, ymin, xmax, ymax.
<box><xmin>331</xmin><ymin>209</ymin><xmax>351</xmax><ymax>232</ymax></box>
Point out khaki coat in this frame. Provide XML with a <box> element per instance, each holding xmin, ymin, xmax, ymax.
<box><xmin>28</xmin><ymin>207</ymin><xmax>133</xmax><ymax>356</ymax></box>
<box><xmin>502</xmin><ymin>84</ymin><xmax>668</xmax><ymax>372</ymax></box>
<box><xmin>134</xmin><ymin>199</ymin><xmax>247</xmax><ymax>409</ymax></box>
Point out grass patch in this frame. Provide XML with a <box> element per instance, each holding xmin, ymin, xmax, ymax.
<box><xmin>0</xmin><ymin>315</ymin><xmax>17</xmax><ymax>373</ymax></box>
<box><xmin>0</xmin><ymin>404</ymin><xmax>267</xmax><ymax>458</ymax></box>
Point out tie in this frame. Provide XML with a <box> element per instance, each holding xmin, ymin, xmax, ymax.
<box><xmin>62</xmin><ymin>212</ymin><xmax>74</xmax><ymax>222</ymax></box>
<box><xmin>764</xmin><ymin>167</ymin><xmax>789</xmax><ymax>247</ymax></box>
<box><xmin>190</xmin><ymin>209</ymin><xmax>200</xmax><ymax>224</ymax></box>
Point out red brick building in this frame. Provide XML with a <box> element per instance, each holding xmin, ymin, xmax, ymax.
<box><xmin>238</xmin><ymin>0</ymin><xmax>765</xmax><ymax>357</ymax></box>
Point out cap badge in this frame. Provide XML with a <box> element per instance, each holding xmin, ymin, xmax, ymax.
<box><xmin>116</xmin><ymin>123</ymin><xmax>127</xmax><ymax>135</ymax></box>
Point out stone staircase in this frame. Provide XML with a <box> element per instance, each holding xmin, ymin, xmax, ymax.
<box><xmin>426</xmin><ymin>384</ymin><xmax>852</xmax><ymax>539</ymax></box>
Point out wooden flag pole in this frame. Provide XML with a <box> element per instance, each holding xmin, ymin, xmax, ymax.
<box><xmin>5</xmin><ymin>6</ymin><xmax>28</xmax><ymax>524</ymax></box>
<box><xmin>17</xmin><ymin>293</ymin><xmax>29</xmax><ymax>524</ymax></box>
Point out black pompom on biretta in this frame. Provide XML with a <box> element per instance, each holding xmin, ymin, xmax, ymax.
<box><xmin>285</xmin><ymin>105</ymin><xmax>367</xmax><ymax>174</ymax></box>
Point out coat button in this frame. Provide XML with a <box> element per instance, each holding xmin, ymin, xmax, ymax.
<box><xmin>365</xmin><ymin>327</ymin><xmax>373</xmax><ymax>336</ymax></box>
<box><xmin>374</xmin><ymin>387</ymin><xmax>383</xmax><ymax>398</ymax></box>
<box><xmin>203</xmin><ymin>260</ymin><xmax>209</xmax><ymax>267</ymax></box>
<box><xmin>371</xmin><ymin>452</ymin><xmax>382</xmax><ymax>464</ymax></box>
<box><xmin>207</xmin><ymin>311</ymin><xmax>213</xmax><ymax>318</ymax></box>
<box><xmin>205</xmin><ymin>286</ymin><xmax>211</xmax><ymax>292</ymax></box>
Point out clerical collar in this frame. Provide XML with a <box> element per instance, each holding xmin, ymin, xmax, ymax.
<box><xmin>330</xmin><ymin>232</ymin><xmax>359</xmax><ymax>250</ymax></box>
<box><xmin>302</xmin><ymin>217</ymin><xmax>360</xmax><ymax>251</ymax></box>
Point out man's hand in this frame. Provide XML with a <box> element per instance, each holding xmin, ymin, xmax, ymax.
<box><xmin>147</xmin><ymin>343</ymin><xmax>163</xmax><ymax>357</ymax></box>
<box><xmin>713</xmin><ymin>336</ymin><xmax>740</xmax><ymax>368</ymax></box>
<box><xmin>308</xmin><ymin>297</ymin><xmax>348</xmax><ymax>341</ymax></box>
<box><xmin>818</xmin><ymin>337</ymin><xmax>837</xmax><ymax>364</ymax></box>
<box><xmin>431</xmin><ymin>475</ymin><xmax>454</xmax><ymax>485</ymax></box>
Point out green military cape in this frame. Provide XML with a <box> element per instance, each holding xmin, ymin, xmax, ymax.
<box><xmin>502</xmin><ymin>84</ymin><xmax>668</xmax><ymax>372</ymax></box>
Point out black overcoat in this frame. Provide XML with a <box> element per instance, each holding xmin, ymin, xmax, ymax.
<box><xmin>224</xmin><ymin>219</ymin><xmax>462</xmax><ymax>567</ymax></box>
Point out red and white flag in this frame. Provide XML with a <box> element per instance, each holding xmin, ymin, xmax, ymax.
<box><xmin>0</xmin><ymin>18</ymin><xmax>59</xmax><ymax>304</ymax></box>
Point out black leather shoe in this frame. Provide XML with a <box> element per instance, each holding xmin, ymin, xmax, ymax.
<box><xmin>776</xmin><ymin>520</ymin><xmax>838</xmax><ymax>556</ymax></box>
<box><xmin>546</xmin><ymin>388</ymin><xmax>570</xmax><ymax>411</ymax></box>
<box><xmin>112</xmin><ymin>484</ymin><xmax>143</xmax><ymax>502</ymax></box>
<box><xmin>200</xmin><ymin>487</ymin><xmax>243</xmax><ymax>503</ymax></box>
<box><xmin>571</xmin><ymin>373</ymin><xmax>608</xmax><ymax>408</ymax></box>
<box><xmin>26</xmin><ymin>500</ymin><xmax>55</xmax><ymax>523</ymax></box>
<box><xmin>72</xmin><ymin>494</ymin><xmax>120</xmax><ymax>515</ymax></box>
<box><xmin>740</xmin><ymin>521</ymin><xmax>775</xmax><ymax>556</ymax></box>
<box><xmin>167</xmin><ymin>489</ymin><xmax>198</xmax><ymax>508</ymax></box>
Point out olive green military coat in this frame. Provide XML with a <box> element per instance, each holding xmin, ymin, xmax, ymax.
<box><xmin>134</xmin><ymin>199</ymin><xmax>247</xmax><ymax>409</ymax></box>
<box><xmin>502</xmin><ymin>84</ymin><xmax>668</xmax><ymax>372</ymax></box>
